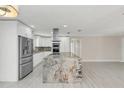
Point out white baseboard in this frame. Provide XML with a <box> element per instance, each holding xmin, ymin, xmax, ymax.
<box><xmin>82</xmin><ymin>60</ymin><xmax>121</xmax><ymax>62</ymax></box>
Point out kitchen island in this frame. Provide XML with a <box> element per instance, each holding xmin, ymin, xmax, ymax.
<box><xmin>42</xmin><ymin>52</ymin><xmax>83</xmax><ymax>83</ymax></box>
<box><xmin>1</xmin><ymin>60</ymin><xmax>124</xmax><ymax>87</ymax></box>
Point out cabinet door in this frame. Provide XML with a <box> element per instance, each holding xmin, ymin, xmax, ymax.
<box><xmin>34</xmin><ymin>36</ymin><xmax>43</xmax><ymax>47</ymax></box>
<box><xmin>60</xmin><ymin>37</ymin><xmax>70</xmax><ymax>52</ymax></box>
<box><xmin>39</xmin><ymin>37</ymin><xmax>43</xmax><ymax>46</ymax></box>
<box><xmin>43</xmin><ymin>37</ymin><xmax>47</xmax><ymax>46</ymax></box>
<box><xmin>34</xmin><ymin>36</ymin><xmax>52</xmax><ymax>47</ymax></box>
<box><xmin>47</xmin><ymin>38</ymin><xmax>52</xmax><ymax>47</ymax></box>
<box><xmin>34</xmin><ymin>36</ymin><xmax>40</xmax><ymax>47</ymax></box>
<box><xmin>18</xmin><ymin>22</ymin><xmax>33</xmax><ymax>38</ymax></box>
<box><xmin>43</xmin><ymin>38</ymin><xmax>51</xmax><ymax>47</ymax></box>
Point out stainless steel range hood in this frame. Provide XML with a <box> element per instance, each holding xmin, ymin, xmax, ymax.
<box><xmin>52</xmin><ymin>28</ymin><xmax>60</xmax><ymax>42</ymax></box>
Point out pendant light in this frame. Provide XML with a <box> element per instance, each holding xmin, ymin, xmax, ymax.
<box><xmin>0</xmin><ymin>5</ymin><xmax>19</xmax><ymax>17</ymax></box>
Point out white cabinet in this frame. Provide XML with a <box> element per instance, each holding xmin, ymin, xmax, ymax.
<box><xmin>33</xmin><ymin>52</ymin><xmax>51</xmax><ymax>67</ymax></box>
<box><xmin>48</xmin><ymin>38</ymin><xmax>52</xmax><ymax>47</ymax></box>
<box><xmin>34</xmin><ymin>36</ymin><xmax>41</xmax><ymax>47</ymax></box>
<box><xmin>34</xmin><ymin>35</ymin><xmax>51</xmax><ymax>47</ymax></box>
<box><xmin>33</xmin><ymin>52</ymin><xmax>44</xmax><ymax>67</ymax></box>
<box><xmin>60</xmin><ymin>37</ymin><xmax>70</xmax><ymax>52</ymax></box>
<box><xmin>17</xmin><ymin>22</ymin><xmax>33</xmax><ymax>39</ymax></box>
<box><xmin>41</xmin><ymin>37</ymin><xmax>52</xmax><ymax>47</ymax></box>
<box><xmin>44</xmin><ymin>38</ymin><xmax>52</xmax><ymax>47</ymax></box>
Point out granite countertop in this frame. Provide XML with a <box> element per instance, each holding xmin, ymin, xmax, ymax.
<box><xmin>47</xmin><ymin>52</ymin><xmax>80</xmax><ymax>58</ymax></box>
<box><xmin>33</xmin><ymin>51</ymin><xmax>51</xmax><ymax>54</ymax></box>
<box><xmin>42</xmin><ymin>52</ymin><xmax>83</xmax><ymax>83</ymax></box>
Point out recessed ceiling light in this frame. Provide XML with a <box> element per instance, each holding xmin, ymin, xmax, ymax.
<box><xmin>26</xmin><ymin>28</ymin><xmax>30</xmax><ymax>31</ymax></box>
<box><xmin>63</xmin><ymin>25</ymin><xmax>68</xmax><ymax>28</ymax></box>
<box><xmin>30</xmin><ymin>25</ymin><xmax>35</xmax><ymax>28</ymax></box>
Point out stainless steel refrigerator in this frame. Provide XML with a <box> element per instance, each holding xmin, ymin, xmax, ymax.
<box><xmin>18</xmin><ymin>36</ymin><xmax>33</xmax><ymax>80</ymax></box>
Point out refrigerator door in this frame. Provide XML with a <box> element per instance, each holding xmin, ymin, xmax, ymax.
<box><xmin>19</xmin><ymin>56</ymin><xmax>33</xmax><ymax>65</ymax></box>
<box><xmin>19</xmin><ymin>36</ymin><xmax>33</xmax><ymax>58</ymax></box>
<box><xmin>26</xmin><ymin>38</ymin><xmax>33</xmax><ymax>56</ymax></box>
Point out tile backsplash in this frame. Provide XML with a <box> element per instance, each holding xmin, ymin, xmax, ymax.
<box><xmin>33</xmin><ymin>47</ymin><xmax>51</xmax><ymax>53</ymax></box>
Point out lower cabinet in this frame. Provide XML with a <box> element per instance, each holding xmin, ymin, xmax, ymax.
<box><xmin>33</xmin><ymin>52</ymin><xmax>51</xmax><ymax>67</ymax></box>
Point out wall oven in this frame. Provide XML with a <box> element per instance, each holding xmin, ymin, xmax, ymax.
<box><xmin>52</xmin><ymin>42</ymin><xmax>60</xmax><ymax>54</ymax></box>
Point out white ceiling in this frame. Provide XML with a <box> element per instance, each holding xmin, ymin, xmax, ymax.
<box><xmin>18</xmin><ymin>5</ymin><xmax>124</xmax><ymax>36</ymax></box>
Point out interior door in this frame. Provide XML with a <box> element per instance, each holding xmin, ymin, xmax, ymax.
<box><xmin>71</xmin><ymin>39</ymin><xmax>80</xmax><ymax>57</ymax></box>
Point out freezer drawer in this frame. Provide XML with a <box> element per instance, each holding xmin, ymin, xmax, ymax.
<box><xmin>20</xmin><ymin>56</ymin><xmax>33</xmax><ymax>64</ymax></box>
<box><xmin>19</xmin><ymin>62</ymin><xmax>33</xmax><ymax>79</ymax></box>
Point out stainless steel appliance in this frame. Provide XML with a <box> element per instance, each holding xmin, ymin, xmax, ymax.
<box><xmin>52</xmin><ymin>28</ymin><xmax>60</xmax><ymax>55</ymax></box>
<box><xmin>18</xmin><ymin>36</ymin><xmax>33</xmax><ymax>79</ymax></box>
<box><xmin>52</xmin><ymin>42</ymin><xmax>60</xmax><ymax>54</ymax></box>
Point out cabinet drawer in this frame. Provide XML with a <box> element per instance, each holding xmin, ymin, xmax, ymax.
<box><xmin>20</xmin><ymin>56</ymin><xmax>33</xmax><ymax>64</ymax></box>
<box><xmin>19</xmin><ymin>62</ymin><xmax>33</xmax><ymax>79</ymax></box>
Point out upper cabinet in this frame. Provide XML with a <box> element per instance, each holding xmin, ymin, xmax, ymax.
<box><xmin>44</xmin><ymin>37</ymin><xmax>52</xmax><ymax>47</ymax></box>
<box><xmin>34</xmin><ymin>36</ymin><xmax>41</xmax><ymax>47</ymax></box>
<box><xmin>34</xmin><ymin>35</ymin><xmax>52</xmax><ymax>47</ymax></box>
<box><xmin>17</xmin><ymin>21</ymin><xmax>33</xmax><ymax>39</ymax></box>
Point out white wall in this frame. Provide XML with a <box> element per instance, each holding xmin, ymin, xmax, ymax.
<box><xmin>82</xmin><ymin>36</ymin><xmax>121</xmax><ymax>62</ymax></box>
<box><xmin>0</xmin><ymin>21</ymin><xmax>18</xmax><ymax>81</ymax></box>
<box><xmin>71</xmin><ymin>36</ymin><xmax>122</xmax><ymax>62</ymax></box>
